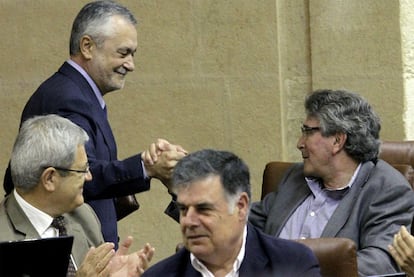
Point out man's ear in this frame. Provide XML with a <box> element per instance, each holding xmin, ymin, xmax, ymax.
<box><xmin>79</xmin><ymin>35</ymin><xmax>95</xmax><ymax>60</ymax></box>
<box><xmin>41</xmin><ymin>167</ymin><xmax>57</xmax><ymax>192</ymax></box>
<box><xmin>236</xmin><ymin>192</ymin><xmax>249</xmax><ymax>220</ymax></box>
<box><xmin>333</xmin><ymin>132</ymin><xmax>347</xmax><ymax>154</ymax></box>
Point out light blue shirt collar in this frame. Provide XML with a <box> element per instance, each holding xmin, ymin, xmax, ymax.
<box><xmin>66</xmin><ymin>59</ymin><xmax>106</xmax><ymax>109</ymax></box>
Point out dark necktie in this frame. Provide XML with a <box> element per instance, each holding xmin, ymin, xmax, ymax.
<box><xmin>51</xmin><ymin>216</ymin><xmax>76</xmax><ymax>277</ymax></box>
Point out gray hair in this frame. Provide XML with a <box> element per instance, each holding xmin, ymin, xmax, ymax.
<box><xmin>10</xmin><ymin>114</ymin><xmax>89</xmax><ymax>191</ymax></box>
<box><xmin>69</xmin><ymin>0</ymin><xmax>137</xmax><ymax>55</ymax></box>
<box><xmin>305</xmin><ymin>89</ymin><xmax>381</xmax><ymax>162</ymax></box>
<box><xmin>172</xmin><ymin>149</ymin><xmax>251</xmax><ymax>212</ymax></box>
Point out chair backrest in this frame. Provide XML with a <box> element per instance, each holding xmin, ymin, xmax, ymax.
<box><xmin>261</xmin><ymin>161</ymin><xmax>295</xmax><ymax>199</ymax></box>
<box><xmin>379</xmin><ymin>140</ymin><xmax>414</xmax><ymax>188</ymax></box>
<box><xmin>295</xmin><ymin>237</ymin><xmax>358</xmax><ymax>277</ymax></box>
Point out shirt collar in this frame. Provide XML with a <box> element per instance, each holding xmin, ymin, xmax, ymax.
<box><xmin>305</xmin><ymin>163</ymin><xmax>362</xmax><ymax>198</ymax></box>
<box><xmin>66</xmin><ymin>59</ymin><xmax>106</xmax><ymax>109</ymax></box>
<box><xmin>190</xmin><ymin>225</ymin><xmax>247</xmax><ymax>277</ymax></box>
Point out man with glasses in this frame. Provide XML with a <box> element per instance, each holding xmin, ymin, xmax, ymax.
<box><xmin>248</xmin><ymin>89</ymin><xmax>414</xmax><ymax>276</ymax></box>
<box><xmin>0</xmin><ymin>114</ymin><xmax>154</xmax><ymax>276</ymax></box>
<box><xmin>51</xmin><ymin>165</ymin><xmax>90</xmax><ymax>175</ymax></box>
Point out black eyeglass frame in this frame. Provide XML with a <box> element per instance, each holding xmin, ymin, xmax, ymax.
<box><xmin>45</xmin><ymin>165</ymin><xmax>90</xmax><ymax>174</ymax></box>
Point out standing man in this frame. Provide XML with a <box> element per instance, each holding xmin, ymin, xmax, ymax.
<box><xmin>3</xmin><ymin>0</ymin><xmax>186</xmax><ymax>247</ymax></box>
<box><xmin>249</xmin><ymin>89</ymin><xmax>414</xmax><ymax>276</ymax></box>
<box><xmin>0</xmin><ymin>114</ymin><xmax>154</xmax><ymax>277</ymax></box>
<box><xmin>143</xmin><ymin>149</ymin><xmax>321</xmax><ymax>277</ymax></box>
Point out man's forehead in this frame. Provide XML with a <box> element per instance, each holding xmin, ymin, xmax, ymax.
<box><xmin>176</xmin><ymin>176</ymin><xmax>223</xmax><ymax>202</ymax></box>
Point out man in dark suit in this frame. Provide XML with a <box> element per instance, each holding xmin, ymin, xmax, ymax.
<box><xmin>142</xmin><ymin>149</ymin><xmax>321</xmax><ymax>277</ymax></box>
<box><xmin>0</xmin><ymin>114</ymin><xmax>154</xmax><ymax>276</ymax></box>
<box><xmin>3</xmin><ymin>0</ymin><xmax>186</xmax><ymax>247</ymax></box>
<box><xmin>248</xmin><ymin>89</ymin><xmax>414</xmax><ymax>276</ymax></box>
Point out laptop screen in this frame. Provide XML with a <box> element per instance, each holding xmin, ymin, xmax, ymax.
<box><xmin>0</xmin><ymin>236</ymin><xmax>74</xmax><ymax>277</ymax></box>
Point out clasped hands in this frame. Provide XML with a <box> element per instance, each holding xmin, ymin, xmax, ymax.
<box><xmin>76</xmin><ymin>236</ymin><xmax>154</xmax><ymax>277</ymax></box>
<box><xmin>141</xmin><ymin>138</ymin><xmax>188</xmax><ymax>190</ymax></box>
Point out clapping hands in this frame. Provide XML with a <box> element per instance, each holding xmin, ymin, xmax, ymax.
<box><xmin>76</xmin><ymin>237</ymin><xmax>154</xmax><ymax>277</ymax></box>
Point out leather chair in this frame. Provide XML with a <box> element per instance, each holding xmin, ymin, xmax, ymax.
<box><xmin>378</xmin><ymin>140</ymin><xmax>414</xmax><ymax>188</ymax></box>
<box><xmin>295</xmin><ymin>238</ymin><xmax>357</xmax><ymax>277</ymax></box>
<box><xmin>261</xmin><ymin>140</ymin><xmax>414</xmax><ymax>277</ymax></box>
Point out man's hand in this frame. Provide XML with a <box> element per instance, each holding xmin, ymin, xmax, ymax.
<box><xmin>141</xmin><ymin>139</ymin><xmax>187</xmax><ymax>165</ymax></box>
<box><xmin>141</xmin><ymin>138</ymin><xmax>188</xmax><ymax>190</ymax></box>
<box><xmin>76</xmin><ymin>237</ymin><xmax>155</xmax><ymax>277</ymax></box>
<box><xmin>75</xmin><ymin>243</ymin><xmax>116</xmax><ymax>277</ymax></box>
<box><xmin>110</xmin><ymin>236</ymin><xmax>155</xmax><ymax>277</ymax></box>
<box><xmin>389</xmin><ymin>226</ymin><xmax>414</xmax><ymax>277</ymax></box>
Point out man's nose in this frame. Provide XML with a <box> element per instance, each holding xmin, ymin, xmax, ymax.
<box><xmin>181</xmin><ymin>207</ymin><xmax>199</xmax><ymax>226</ymax></box>
<box><xmin>123</xmin><ymin>55</ymin><xmax>135</xmax><ymax>72</ymax></box>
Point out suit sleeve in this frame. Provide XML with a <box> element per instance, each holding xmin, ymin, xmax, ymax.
<box><xmin>355</xmin><ymin>167</ymin><xmax>414</xmax><ymax>275</ymax></box>
<box><xmin>61</xmin><ymin>106</ymin><xmax>151</xmax><ymax>200</ymax></box>
<box><xmin>22</xmin><ymin>79</ymin><xmax>150</xmax><ymax>200</ymax></box>
<box><xmin>249</xmin><ymin>193</ymin><xmax>277</xmax><ymax>232</ymax></box>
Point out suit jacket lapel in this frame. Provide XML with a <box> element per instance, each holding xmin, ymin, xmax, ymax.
<box><xmin>6</xmin><ymin>194</ymin><xmax>41</xmax><ymax>239</ymax></box>
<box><xmin>94</xmin><ymin>106</ymin><xmax>117</xmax><ymax>159</ymax></box>
<box><xmin>65</xmin><ymin>218</ymin><xmax>91</xmax><ymax>268</ymax></box>
<box><xmin>239</xmin><ymin>225</ymin><xmax>269</xmax><ymax>274</ymax></box>
<box><xmin>264</xmin><ymin>164</ymin><xmax>310</xmax><ymax>235</ymax></box>
<box><xmin>59</xmin><ymin>62</ymin><xmax>117</xmax><ymax>159</ymax></box>
<box><xmin>322</xmin><ymin>161</ymin><xmax>375</xmax><ymax>237</ymax></box>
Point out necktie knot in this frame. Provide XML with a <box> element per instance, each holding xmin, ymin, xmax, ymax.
<box><xmin>51</xmin><ymin>216</ymin><xmax>67</xmax><ymax>236</ymax></box>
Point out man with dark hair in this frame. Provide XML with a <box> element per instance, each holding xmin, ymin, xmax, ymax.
<box><xmin>143</xmin><ymin>149</ymin><xmax>321</xmax><ymax>277</ymax></box>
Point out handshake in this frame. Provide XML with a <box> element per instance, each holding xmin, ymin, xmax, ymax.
<box><xmin>141</xmin><ymin>138</ymin><xmax>188</xmax><ymax>190</ymax></box>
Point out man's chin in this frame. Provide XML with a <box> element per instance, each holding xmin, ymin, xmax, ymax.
<box><xmin>106</xmin><ymin>79</ymin><xmax>125</xmax><ymax>92</ymax></box>
<box><xmin>75</xmin><ymin>194</ymin><xmax>84</xmax><ymax>205</ymax></box>
<box><xmin>187</xmin><ymin>246</ymin><xmax>211</xmax><ymax>259</ymax></box>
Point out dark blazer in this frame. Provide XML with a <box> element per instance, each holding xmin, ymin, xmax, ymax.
<box><xmin>142</xmin><ymin>223</ymin><xmax>321</xmax><ymax>277</ymax></box>
<box><xmin>0</xmin><ymin>193</ymin><xmax>104</xmax><ymax>268</ymax></box>
<box><xmin>3</xmin><ymin>62</ymin><xmax>176</xmax><ymax>246</ymax></box>
<box><xmin>249</xmin><ymin>160</ymin><xmax>414</xmax><ymax>276</ymax></box>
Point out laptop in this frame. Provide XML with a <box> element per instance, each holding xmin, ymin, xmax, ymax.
<box><xmin>0</xmin><ymin>236</ymin><xmax>74</xmax><ymax>277</ymax></box>
<box><xmin>367</xmin><ymin>273</ymin><xmax>407</xmax><ymax>277</ymax></box>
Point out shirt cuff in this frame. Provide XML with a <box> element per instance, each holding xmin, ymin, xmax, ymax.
<box><xmin>141</xmin><ymin>160</ymin><xmax>150</xmax><ymax>180</ymax></box>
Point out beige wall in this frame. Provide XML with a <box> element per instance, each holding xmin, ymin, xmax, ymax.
<box><xmin>0</xmin><ymin>0</ymin><xmax>411</xmax><ymax>263</ymax></box>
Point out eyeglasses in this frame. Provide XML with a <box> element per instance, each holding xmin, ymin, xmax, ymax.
<box><xmin>301</xmin><ymin>125</ymin><xmax>321</xmax><ymax>135</ymax></box>
<box><xmin>48</xmin><ymin>165</ymin><xmax>90</xmax><ymax>175</ymax></box>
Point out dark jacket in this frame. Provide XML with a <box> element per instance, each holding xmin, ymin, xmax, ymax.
<box><xmin>4</xmin><ymin>62</ymin><xmax>177</xmax><ymax>246</ymax></box>
<box><xmin>143</xmin><ymin>223</ymin><xmax>321</xmax><ymax>277</ymax></box>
